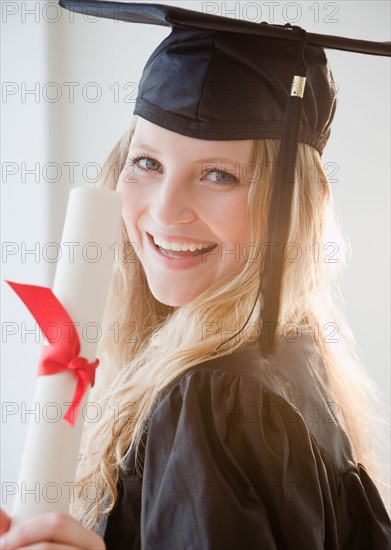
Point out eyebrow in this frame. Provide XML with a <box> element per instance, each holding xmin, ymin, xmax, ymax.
<box><xmin>128</xmin><ymin>142</ymin><xmax>161</xmax><ymax>156</ymax></box>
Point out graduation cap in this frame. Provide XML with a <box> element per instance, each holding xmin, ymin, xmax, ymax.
<box><xmin>59</xmin><ymin>0</ymin><xmax>390</xmax><ymax>355</ymax></box>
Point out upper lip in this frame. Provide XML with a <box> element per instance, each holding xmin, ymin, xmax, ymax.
<box><xmin>147</xmin><ymin>232</ymin><xmax>217</xmax><ymax>246</ymax></box>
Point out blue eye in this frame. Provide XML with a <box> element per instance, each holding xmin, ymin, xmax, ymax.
<box><xmin>131</xmin><ymin>155</ymin><xmax>162</xmax><ymax>172</ymax></box>
<box><xmin>141</xmin><ymin>157</ymin><xmax>161</xmax><ymax>171</ymax></box>
<box><xmin>205</xmin><ymin>170</ymin><xmax>239</xmax><ymax>185</ymax></box>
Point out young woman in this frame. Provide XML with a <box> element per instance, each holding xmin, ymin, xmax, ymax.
<box><xmin>1</xmin><ymin>2</ymin><xmax>390</xmax><ymax>549</ymax></box>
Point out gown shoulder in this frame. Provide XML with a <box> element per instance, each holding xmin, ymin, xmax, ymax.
<box><xmin>100</xmin><ymin>336</ymin><xmax>391</xmax><ymax>549</ymax></box>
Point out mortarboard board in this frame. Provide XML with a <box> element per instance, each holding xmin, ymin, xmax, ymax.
<box><xmin>59</xmin><ymin>0</ymin><xmax>391</xmax><ymax>355</ymax></box>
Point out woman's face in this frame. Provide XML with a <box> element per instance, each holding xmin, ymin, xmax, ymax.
<box><xmin>117</xmin><ymin>117</ymin><xmax>254</xmax><ymax>307</ymax></box>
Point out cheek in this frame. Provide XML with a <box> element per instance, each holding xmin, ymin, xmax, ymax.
<box><xmin>117</xmin><ymin>175</ymin><xmax>144</xmax><ymax>241</ymax></box>
<box><xmin>206</xmin><ymin>190</ymin><xmax>250</xmax><ymax>246</ymax></box>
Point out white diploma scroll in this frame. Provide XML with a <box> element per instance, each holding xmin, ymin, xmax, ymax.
<box><xmin>11</xmin><ymin>187</ymin><xmax>122</xmax><ymax>525</ymax></box>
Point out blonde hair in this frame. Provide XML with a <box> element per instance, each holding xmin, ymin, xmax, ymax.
<box><xmin>72</xmin><ymin>118</ymin><xmax>389</xmax><ymax>528</ymax></box>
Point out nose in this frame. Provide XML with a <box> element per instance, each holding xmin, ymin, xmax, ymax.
<box><xmin>150</xmin><ymin>172</ymin><xmax>197</xmax><ymax>226</ymax></box>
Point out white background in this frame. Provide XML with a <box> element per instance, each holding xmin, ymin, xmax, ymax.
<box><xmin>1</xmin><ymin>0</ymin><xmax>390</xmax><ymax>513</ymax></box>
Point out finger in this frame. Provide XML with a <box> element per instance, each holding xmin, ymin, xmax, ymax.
<box><xmin>0</xmin><ymin>509</ymin><xmax>11</xmax><ymax>536</ymax></box>
<box><xmin>0</xmin><ymin>513</ymin><xmax>105</xmax><ymax>550</ymax></box>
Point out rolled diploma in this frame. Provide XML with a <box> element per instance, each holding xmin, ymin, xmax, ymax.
<box><xmin>11</xmin><ymin>187</ymin><xmax>122</xmax><ymax>525</ymax></box>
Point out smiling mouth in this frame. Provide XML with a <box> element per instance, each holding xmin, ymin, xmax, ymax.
<box><xmin>148</xmin><ymin>233</ymin><xmax>217</xmax><ymax>258</ymax></box>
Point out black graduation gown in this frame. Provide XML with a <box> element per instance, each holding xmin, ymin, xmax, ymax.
<box><xmin>96</xmin><ymin>334</ymin><xmax>391</xmax><ymax>549</ymax></box>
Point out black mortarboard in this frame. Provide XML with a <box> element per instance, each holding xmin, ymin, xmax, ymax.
<box><xmin>59</xmin><ymin>0</ymin><xmax>390</xmax><ymax>354</ymax></box>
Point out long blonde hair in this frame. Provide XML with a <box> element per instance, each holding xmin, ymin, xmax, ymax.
<box><xmin>72</xmin><ymin>118</ymin><xmax>389</xmax><ymax>528</ymax></box>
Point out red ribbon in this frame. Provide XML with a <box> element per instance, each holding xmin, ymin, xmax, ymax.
<box><xmin>6</xmin><ymin>281</ymin><xmax>99</xmax><ymax>426</ymax></box>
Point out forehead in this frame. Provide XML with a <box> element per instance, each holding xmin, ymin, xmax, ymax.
<box><xmin>131</xmin><ymin>117</ymin><xmax>255</xmax><ymax>162</ymax></box>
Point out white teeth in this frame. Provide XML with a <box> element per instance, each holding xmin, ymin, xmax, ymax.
<box><xmin>162</xmin><ymin>240</ymin><xmax>172</xmax><ymax>250</ymax></box>
<box><xmin>152</xmin><ymin>235</ymin><xmax>213</xmax><ymax>252</ymax></box>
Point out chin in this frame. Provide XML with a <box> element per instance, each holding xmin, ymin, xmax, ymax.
<box><xmin>149</xmin><ymin>283</ymin><xmax>202</xmax><ymax>308</ymax></box>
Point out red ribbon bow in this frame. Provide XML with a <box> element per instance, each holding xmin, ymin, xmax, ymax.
<box><xmin>6</xmin><ymin>281</ymin><xmax>99</xmax><ymax>426</ymax></box>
